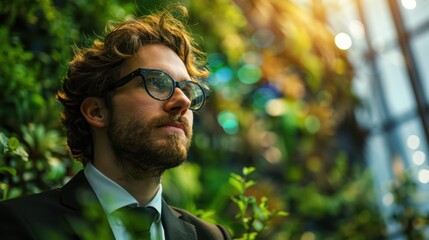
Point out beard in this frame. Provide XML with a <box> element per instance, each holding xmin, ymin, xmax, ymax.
<box><xmin>106</xmin><ymin>112</ymin><xmax>192</xmax><ymax>180</ymax></box>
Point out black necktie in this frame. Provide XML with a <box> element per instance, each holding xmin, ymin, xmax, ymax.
<box><xmin>115</xmin><ymin>206</ymin><xmax>157</xmax><ymax>240</ymax></box>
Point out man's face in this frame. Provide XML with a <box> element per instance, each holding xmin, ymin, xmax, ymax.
<box><xmin>106</xmin><ymin>44</ymin><xmax>194</xmax><ymax>179</ymax></box>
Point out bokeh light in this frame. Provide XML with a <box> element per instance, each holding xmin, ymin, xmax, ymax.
<box><xmin>193</xmin><ymin>133</ymin><xmax>210</xmax><ymax>149</ymax></box>
<box><xmin>208</xmin><ymin>52</ymin><xmax>226</xmax><ymax>69</ymax></box>
<box><xmin>264</xmin><ymin>146</ymin><xmax>282</xmax><ymax>164</ymax></box>
<box><xmin>349</xmin><ymin>20</ymin><xmax>365</xmax><ymax>39</ymax></box>
<box><xmin>252</xmin><ymin>86</ymin><xmax>279</xmax><ymax>110</ymax></box>
<box><xmin>407</xmin><ymin>134</ymin><xmax>420</xmax><ymax>150</ymax></box>
<box><xmin>412</xmin><ymin>151</ymin><xmax>426</xmax><ymax>165</ymax></box>
<box><xmin>213</xmin><ymin>67</ymin><xmax>234</xmax><ymax>84</ymax></box>
<box><xmin>382</xmin><ymin>192</ymin><xmax>394</xmax><ymax>206</ymax></box>
<box><xmin>266</xmin><ymin>98</ymin><xmax>287</xmax><ymax>116</ymax></box>
<box><xmin>252</xmin><ymin>29</ymin><xmax>275</xmax><ymax>48</ymax></box>
<box><xmin>418</xmin><ymin>169</ymin><xmax>429</xmax><ymax>184</ymax></box>
<box><xmin>401</xmin><ymin>0</ymin><xmax>417</xmax><ymax>9</ymax></box>
<box><xmin>304</xmin><ymin>115</ymin><xmax>321</xmax><ymax>134</ymax></box>
<box><xmin>217</xmin><ymin>111</ymin><xmax>239</xmax><ymax>135</ymax></box>
<box><xmin>237</xmin><ymin>64</ymin><xmax>262</xmax><ymax>84</ymax></box>
<box><xmin>301</xmin><ymin>231</ymin><xmax>316</xmax><ymax>240</ymax></box>
<box><xmin>218</xmin><ymin>85</ymin><xmax>242</xmax><ymax>101</ymax></box>
<box><xmin>241</xmin><ymin>51</ymin><xmax>263</xmax><ymax>66</ymax></box>
<box><xmin>335</xmin><ymin>32</ymin><xmax>352</xmax><ymax>50</ymax></box>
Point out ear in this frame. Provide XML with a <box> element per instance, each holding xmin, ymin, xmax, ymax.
<box><xmin>80</xmin><ymin>97</ymin><xmax>107</xmax><ymax>128</ymax></box>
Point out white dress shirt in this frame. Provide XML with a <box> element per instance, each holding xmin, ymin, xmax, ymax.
<box><xmin>84</xmin><ymin>163</ymin><xmax>165</xmax><ymax>240</ymax></box>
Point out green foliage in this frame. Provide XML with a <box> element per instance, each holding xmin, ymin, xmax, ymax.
<box><xmin>162</xmin><ymin>162</ymin><xmax>202</xmax><ymax>209</ymax></box>
<box><xmin>281</xmin><ymin>153</ymin><xmax>386</xmax><ymax>239</ymax></box>
<box><xmin>0</xmin><ymin>0</ymin><xmax>391</xmax><ymax>239</ymax></box>
<box><xmin>390</xmin><ymin>170</ymin><xmax>429</xmax><ymax>240</ymax></box>
<box><xmin>0</xmin><ymin>132</ymin><xmax>28</xmax><ymax>200</ymax></box>
<box><xmin>230</xmin><ymin>167</ymin><xmax>287</xmax><ymax>239</ymax></box>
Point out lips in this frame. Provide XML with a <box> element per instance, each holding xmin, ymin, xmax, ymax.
<box><xmin>157</xmin><ymin>119</ymin><xmax>190</xmax><ymax>136</ymax></box>
<box><xmin>159</xmin><ymin>121</ymin><xmax>185</xmax><ymax>131</ymax></box>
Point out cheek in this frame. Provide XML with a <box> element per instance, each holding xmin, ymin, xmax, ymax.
<box><xmin>113</xmin><ymin>93</ymin><xmax>159</xmax><ymax>115</ymax></box>
<box><xmin>186</xmin><ymin>111</ymin><xmax>194</xmax><ymax>128</ymax></box>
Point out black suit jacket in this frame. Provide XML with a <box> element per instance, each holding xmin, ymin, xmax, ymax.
<box><xmin>0</xmin><ymin>171</ymin><xmax>231</xmax><ymax>240</ymax></box>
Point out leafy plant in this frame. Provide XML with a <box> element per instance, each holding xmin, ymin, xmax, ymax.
<box><xmin>0</xmin><ymin>132</ymin><xmax>28</xmax><ymax>200</ymax></box>
<box><xmin>390</xmin><ymin>170</ymin><xmax>429</xmax><ymax>240</ymax></box>
<box><xmin>0</xmin><ymin>0</ymin><xmax>389</xmax><ymax>238</ymax></box>
<box><xmin>229</xmin><ymin>166</ymin><xmax>287</xmax><ymax>239</ymax></box>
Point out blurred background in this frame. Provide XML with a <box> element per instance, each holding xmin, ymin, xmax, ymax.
<box><xmin>1</xmin><ymin>0</ymin><xmax>428</xmax><ymax>239</ymax></box>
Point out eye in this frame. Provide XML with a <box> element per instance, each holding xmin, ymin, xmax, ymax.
<box><xmin>149</xmin><ymin>77</ymin><xmax>166</xmax><ymax>90</ymax></box>
<box><xmin>182</xmin><ymin>81</ymin><xmax>204</xmax><ymax>100</ymax></box>
<box><xmin>146</xmin><ymin>73</ymin><xmax>170</xmax><ymax>91</ymax></box>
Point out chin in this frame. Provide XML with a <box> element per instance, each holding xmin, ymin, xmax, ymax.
<box><xmin>157</xmin><ymin>132</ymin><xmax>190</xmax><ymax>148</ymax></box>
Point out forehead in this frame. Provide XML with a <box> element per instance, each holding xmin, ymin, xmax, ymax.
<box><xmin>121</xmin><ymin>44</ymin><xmax>188</xmax><ymax>79</ymax></box>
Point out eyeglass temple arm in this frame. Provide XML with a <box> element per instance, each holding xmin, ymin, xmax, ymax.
<box><xmin>103</xmin><ymin>71</ymin><xmax>139</xmax><ymax>93</ymax></box>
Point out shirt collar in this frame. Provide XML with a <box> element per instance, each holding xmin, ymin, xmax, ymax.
<box><xmin>84</xmin><ymin>162</ymin><xmax>163</xmax><ymax>222</ymax></box>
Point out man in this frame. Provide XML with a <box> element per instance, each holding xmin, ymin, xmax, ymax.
<box><xmin>0</xmin><ymin>4</ymin><xmax>231</xmax><ymax>240</ymax></box>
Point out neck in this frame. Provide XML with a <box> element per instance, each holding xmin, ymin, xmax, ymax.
<box><xmin>93</xmin><ymin>159</ymin><xmax>162</xmax><ymax>206</ymax></box>
<box><xmin>91</xmin><ymin>129</ymin><xmax>162</xmax><ymax>206</ymax></box>
<box><xmin>117</xmin><ymin>176</ymin><xmax>161</xmax><ymax>206</ymax></box>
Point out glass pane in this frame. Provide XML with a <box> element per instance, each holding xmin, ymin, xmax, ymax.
<box><xmin>397</xmin><ymin>0</ymin><xmax>429</xmax><ymax>31</ymax></box>
<box><xmin>395</xmin><ymin>118</ymin><xmax>429</xmax><ymax>169</ymax></box>
<box><xmin>365</xmin><ymin>134</ymin><xmax>396</xmax><ymax>220</ymax></box>
<box><xmin>362</xmin><ymin>0</ymin><xmax>397</xmax><ymax>50</ymax></box>
<box><xmin>376</xmin><ymin>48</ymin><xmax>416</xmax><ymax>117</ymax></box>
<box><xmin>410</xmin><ymin>29</ymin><xmax>429</xmax><ymax>103</ymax></box>
<box><xmin>325</xmin><ymin>0</ymin><xmax>368</xmax><ymax>53</ymax></box>
<box><xmin>395</xmin><ymin>117</ymin><xmax>429</xmax><ymax>212</ymax></box>
<box><xmin>353</xmin><ymin>63</ymin><xmax>386</xmax><ymax>127</ymax></box>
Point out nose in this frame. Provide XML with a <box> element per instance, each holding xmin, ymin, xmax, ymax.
<box><xmin>164</xmin><ymin>87</ymin><xmax>192</xmax><ymax>115</ymax></box>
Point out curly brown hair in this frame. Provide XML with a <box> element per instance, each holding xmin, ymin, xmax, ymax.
<box><xmin>56</xmin><ymin>4</ymin><xmax>209</xmax><ymax>165</ymax></box>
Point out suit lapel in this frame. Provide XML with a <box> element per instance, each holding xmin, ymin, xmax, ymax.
<box><xmin>60</xmin><ymin>171</ymin><xmax>199</xmax><ymax>240</ymax></box>
<box><xmin>61</xmin><ymin>171</ymin><xmax>115</xmax><ymax>240</ymax></box>
<box><xmin>161</xmin><ymin>200</ymin><xmax>197</xmax><ymax>240</ymax></box>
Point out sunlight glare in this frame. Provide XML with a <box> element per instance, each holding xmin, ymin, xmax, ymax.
<box><xmin>418</xmin><ymin>169</ymin><xmax>429</xmax><ymax>184</ymax></box>
<box><xmin>349</xmin><ymin>20</ymin><xmax>364</xmax><ymax>39</ymax></box>
<box><xmin>301</xmin><ymin>231</ymin><xmax>316</xmax><ymax>240</ymax></box>
<box><xmin>407</xmin><ymin>135</ymin><xmax>420</xmax><ymax>150</ymax></box>
<box><xmin>401</xmin><ymin>0</ymin><xmax>417</xmax><ymax>10</ymax></box>
<box><xmin>335</xmin><ymin>32</ymin><xmax>352</xmax><ymax>50</ymax></box>
<box><xmin>382</xmin><ymin>192</ymin><xmax>393</xmax><ymax>206</ymax></box>
<box><xmin>266</xmin><ymin>99</ymin><xmax>287</xmax><ymax>116</ymax></box>
<box><xmin>264</xmin><ymin>146</ymin><xmax>282</xmax><ymax>164</ymax></box>
<box><xmin>412</xmin><ymin>151</ymin><xmax>426</xmax><ymax>165</ymax></box>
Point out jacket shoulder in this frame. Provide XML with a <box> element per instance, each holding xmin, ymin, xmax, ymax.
<box><xmin>172</xmin><ymin>207</ymin><xmax>232</xmax><ymax>240</ymax></box>
<box><xmin>0</xmin><ymin>189</ymin><xmax>69</xmax><ymax>240</ymax></box>
<box><xmin>1</xmin><ymin>188</ymin><xmax>62</xmax><ymax>211</ymax></box>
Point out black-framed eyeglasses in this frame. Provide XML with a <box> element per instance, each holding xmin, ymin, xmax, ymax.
<box><xmin>104</xmin><ymin>68</ymin><xmax>208</xmax><ymax>110</ymax></box>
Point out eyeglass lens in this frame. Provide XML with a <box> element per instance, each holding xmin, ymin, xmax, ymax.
<box><xmin>144</xmin><ymin>70</ymin><xmax>204</xmax><ymax>110</ymax></box>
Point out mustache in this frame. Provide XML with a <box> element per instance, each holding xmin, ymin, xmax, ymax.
<box><xmin>153</xmin><ymin>115</ymin><xmax>191</xmax><ymax>134</ymax></box>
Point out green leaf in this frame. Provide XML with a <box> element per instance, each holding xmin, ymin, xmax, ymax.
<box><xmin>14</xmin><ymin>147</ymin><xmax>29</xmax><ymax>161</ymax></box>
<box><xmin>244</xmin><ymin>180</ymin><xmax>255</xmax><ymax>189</ymax></box>
<box><xmin>252</xmin><ymin>219</ymin><xmax>264</xmax><ymax>232</ymax></box>
<box><xmin>229</xmin><ymin>177</ymin><xmax>244</xmax><ymax>193</ymax></box>
<box><xmin>0</xmin><ymin>133</ymin><xmax>8</xmax><ymax>147</ymax></box>
<box><xmin>242</xmin><ymin>166</ymin><xmax>255</xmax><ymax>176</ymax></box>
<box><xmin>8</xmin><ymin>137</ymin><xmax>20</xmax><ymax>151</ymax></box>
<box><xmin>248</xmin><ymin>196</ymin><xmax>256</xmax><ymax>204</ymax></box>
<box><xmin>276</xmin><ymin>211</ymin><xmax>289</xmax><ymax>216</ymax></box>
<box><xmin>259</xmin><ymin>196</ymin><xmax>268</xmax><ymax>209</ymax></box>
<box><xmin>237</xmin><ymin>200</ymin><xmax>246</xmax><ymax>213</ymax></box>
<box><xmin>0</xmin><ymin>183</ymin><xmax>9</xmax><ymax>201</ymax></box>
<box><xmin>0</xmin><ymin>166</ymin><xmax>17</xmax><ymax>175</ymax></box>
<box><xmin>230</xmin><ymin>173</ymin><xmax>244</xmax><ymax>182</ymax></box>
